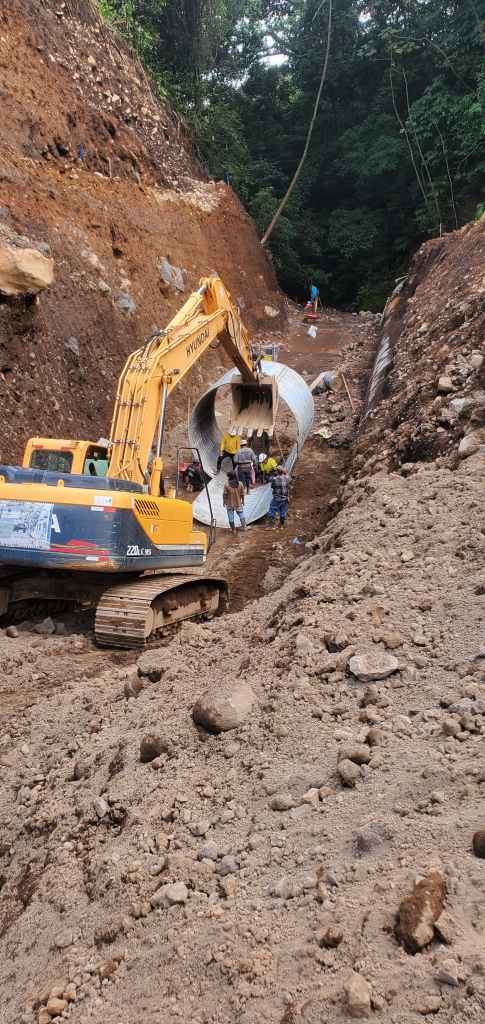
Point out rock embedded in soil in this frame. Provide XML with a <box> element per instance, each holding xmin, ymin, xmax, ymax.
<box><xmin>395</xmin><ymin>871</ymin><xmax>446</xmax><ymax>953</ymax></box>
<box><xmin>124</xmin><ymin>676</ymin><xmax>144</xmax><ymax>698</ymax></box>
<box><xmin>137</xmin><ymin>652</ymin><xmax>163</xmax><ymax>682</ymax></box>
<box><xmin>434</xmin><ymin>910</ymin><xmax>455</xmax><ymax>945</ymax></box>
<box><xmin>366</xmin><ymin>727</ymin><xmax>385</xmax><ymax>746</ymax></box>
<box><xmin>302</xmin><ymin>787</ymin><xmax>320</xmax><ymax>806</ymax></box>
<box><xmin>64</xmin><ymin>335</ymin><xmax>80</xmax><ymax>358</ymax></box>
<box><xmin>349</xmin><ymin>652</ymin><xmax>399</xmax><ymax>681</ymax></box>
<box><xmin>192</xmin><ymin>681</ymin><xmax>255</xmax><ymax>733</ymax></box>
<box><xmin>436</xmin><ymin>958</ymin><xmax>459</xmax><ymax>986</ymax></box>
<box><xmin>270</xmin><ymin>792</ymin><xmax>296</xmax><ymax>811</ymax></box>
<box><xmin>218</xmin><ymin>855</ymin><xmax>238</xmax><ymax>876</ymax></box>
<box><xmin>338</xmin><ymin>744</ymin><xmax>371</xmax><ymax>765</ymax></box>
<box><xmin>220</xmin><ymin>875</ymin><xmax>237</xmax><ymax>898</ymax></box>
<box><xmin>5</xmin><ymin>625</ymin><xmax>18</xmax><ymax>638</ymax></box>
<box><xmin>198</xmin><ymin>840</ymin><xmax>219</xmax><ymax>861</ymax></box>
<box><xmin>415</xmin><ymin>995</ymin><xmax>442</xmax><ymax>1015</ymax></box>
<box><xmin>54</xmin><ymin>928</ymin><xmax>73</xmax><ymax>949</ymax></box>
<box><xmin>190</xmin><ymin>819</ymin><xmax>210</xmax><ymax>837</ymax></box>
<box><xmin>442</xmin><ymin>717</ymin><xmax>461</xmax><ymax>737</ymax></box>
<box><xmin>346</xmin><ymin>972</ymin><xmax>371</xmax><ymax>1018</ymax></box>
<box><xmin>437</xmin><ymin>375</ymin><xmax>454</xmax><ymax>394</ymax></box>
<box><xmin>472</xmin><ymin>831</ymin><xmax>485</xmax><ymax>858</ymax></box>
<box><xmin>150</xmin><ymin>881</ymin><xmax>188</xmax><ymax>908</ymax></box>
<box><xmin>98</xmin><ymin>959</ymin><xmax>119</xmax><ymax>979</ymax></box>
<box><xmin>93</xmin><ymin>796</ymin><xmax>109</xmax><ymax>818</ymax></box>
<box><xmin>338</xmin><ymin>759</ymin><xmax>361</xmax><ymax>787</ymax></box>
<box><xmin>46</xmin><ymin>997</ymin><xmax>68</xmax><ymax>1016</ymax></box>
<box><xmin>139</xmin><ymin>733</ymin><xmax>172</xmax><ymax>763</ymax></box>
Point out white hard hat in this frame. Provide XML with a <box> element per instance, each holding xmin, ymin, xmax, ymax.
<box><xmin>259</xmin><ymin>453</ymin><xmax>267</xmax><ymax>463</ymax></box>
<box><xmin>229</xmin><ymin>429</ymin><xmax>237</xmax><ymax>437</ymax></box>
<box><xmin>240</xmin><ymin>439</ymin><xmax>248</xmax><ymax>446</ymax></box>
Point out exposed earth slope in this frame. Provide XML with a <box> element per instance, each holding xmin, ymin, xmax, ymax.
<box><xmin>0</xmin><ymin>0</ymin><xmax>283</xmax><ymax>464</ymax></box>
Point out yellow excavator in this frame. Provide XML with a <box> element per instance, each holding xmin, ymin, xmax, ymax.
<box><xmin>0</xmin><ymin>276</ymin><xmax>277</xmax><ymax>646</ymax></box>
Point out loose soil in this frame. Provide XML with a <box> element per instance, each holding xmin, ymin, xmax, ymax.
<box><xmin>1</xmin><ymin>224</ymin><xmax>484</xmax><ymax>1023</ymax></box>
<box><xmin>1</xmin><ymin>3</ymin><xmax>485</xmax><ymax>1023</ymax></box>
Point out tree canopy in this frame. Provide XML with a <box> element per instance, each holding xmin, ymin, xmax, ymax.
<box><xmin>99</xmin><ymin>0</ymin><xmax>485</xmax><ymax>309</ymax></box>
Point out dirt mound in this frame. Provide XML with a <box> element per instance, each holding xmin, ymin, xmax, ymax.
<box><xmin>0</xmin><ymin>0</ymin><xmax>284</xmax><ymax>464</ymax></box>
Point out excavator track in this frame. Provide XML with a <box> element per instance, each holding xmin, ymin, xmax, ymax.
<box><xmin>94</xmin><ymin>573</ymin><xmax>228</xmax><ymax>648</ymax></box>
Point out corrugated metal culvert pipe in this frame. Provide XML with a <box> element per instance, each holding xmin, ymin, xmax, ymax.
<box><xmin>188</xmin><ymin>361</ymin><xmax>314</xmax><ymax>528</ymax></box>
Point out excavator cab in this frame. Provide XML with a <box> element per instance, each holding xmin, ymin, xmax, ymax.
<box><xmin>23</xmin><ymin>438</ymin><xmax>109</xmax><ymax>476</ymax></box>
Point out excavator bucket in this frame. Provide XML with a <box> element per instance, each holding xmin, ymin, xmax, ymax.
<box><xmin>229</xmin><ymin>375</ymin><xmax>279</xmax><ymax>438</ymax></box>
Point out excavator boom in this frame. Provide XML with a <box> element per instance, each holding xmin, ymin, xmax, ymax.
<box><xmin>108</xmin><ymin>276</ymin><xmax>276</xmax><ymax>485</ymax></box>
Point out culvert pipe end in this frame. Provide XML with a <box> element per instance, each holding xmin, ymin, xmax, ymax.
<box><xmin>188</xmin><ymin>361</ymin><xmax>314</xmax><ymax>528</ymax></box>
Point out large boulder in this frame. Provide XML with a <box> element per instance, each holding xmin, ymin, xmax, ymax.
<box><xmin>193</xmin><ymin>681</ymin><xmax>255</xmax><ymax>733</ymax></box>
<box><xmin>0</xmin><ymin>244</ymin><xmax>54</xmax><ymax>296</ymax></box>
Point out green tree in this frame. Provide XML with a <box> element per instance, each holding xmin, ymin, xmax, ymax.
<box><xmin>97</xmin><ymin>0</ymin><xmax>485</xmax><ymax>309</ymax></box>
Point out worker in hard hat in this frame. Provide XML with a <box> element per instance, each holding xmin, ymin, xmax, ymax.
<box><xmin>234</xmin><ymin>439</ymin><xmax>257</xmax><ymax>494</ymax></box>
<box><xmin>267</xmin><ymin>466</ymin><xmax>290</xmax><ymax>528</ymax></box>
<box><xmin>216</xmin><ymin>429</ymin><xmax>240</xmax><ymax>472</ymax></box>
<box><xmin>260</xmin><ymin>453</ymin><xmax>278</xmax><ymax>481</ymax></box>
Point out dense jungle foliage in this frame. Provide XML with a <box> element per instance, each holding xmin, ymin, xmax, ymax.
<box><xmin>99</xmin><ymin>1</ymin><xmax>485</xmax><ymax>309</ymax></box>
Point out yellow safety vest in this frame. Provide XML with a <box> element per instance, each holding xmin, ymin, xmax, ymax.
<box><xmin>220</xmin><ymin>434</ymin><xmax>241</xmax><ymax>455</ymax></box>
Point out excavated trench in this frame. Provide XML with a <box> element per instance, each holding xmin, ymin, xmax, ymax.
<box><xmin>202</xmin><ymin>308</ymin><xmax>370</xmax><ymax>612</ymax></box>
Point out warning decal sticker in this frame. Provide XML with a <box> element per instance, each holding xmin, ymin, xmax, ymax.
<box><xmin>0</xmin><ymin>501</ymin><xmax>54</xmax><ymax>550</ymax></box>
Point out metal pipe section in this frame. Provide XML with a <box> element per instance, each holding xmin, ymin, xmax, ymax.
<box><xmin>189</xmin><ymin>361</ymin><xmax>314</xmax><ymax>528</ymax></box>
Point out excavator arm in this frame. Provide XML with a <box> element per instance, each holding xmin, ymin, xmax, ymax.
<box><xmin>107</xmin><ymin>276</ymin><xmax>265</xmax><ymax>487</ymax></box>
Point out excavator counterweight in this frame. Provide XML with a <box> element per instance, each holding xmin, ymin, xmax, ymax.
<box><xmin>0</xmin><ymin>276</ymin><xmax>277</xmax><ymax>646</ymax></box>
